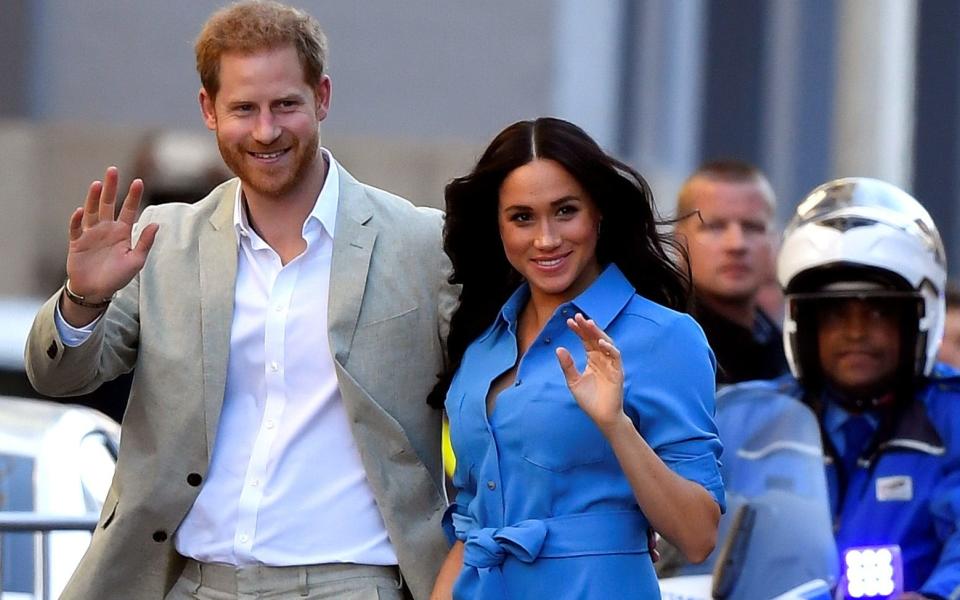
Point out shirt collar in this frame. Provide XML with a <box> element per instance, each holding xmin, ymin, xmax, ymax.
<box><xmin>823</xmin><ymin>393</ymin><xmax>880</xmax><ymax>440</ymax></box>
<box><xmin>497</xmin><ymin>263</ymin><xmax>635</xmax><ymax>329</ymax></box>
<box><xmin>570</xmin><ymin>264</ymin><xmax>635</xmax><ymax>328</ymax></box>
<box><xmin>233</xmin><ymin>147</ymin><xmax>340</xmax><ymax>242</ymax></box>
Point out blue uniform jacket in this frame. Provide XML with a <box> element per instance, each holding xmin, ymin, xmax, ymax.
<box><xmin>725</xmin><ymin>367</ymin><xmax>960</xmax><ymax>598</ymax></box>
<box><xmin>443</xmin><ymin>265</ymin><xmax>724</xmax><ymax>599</ymax></box>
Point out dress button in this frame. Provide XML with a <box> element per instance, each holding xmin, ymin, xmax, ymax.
<box><xmin>152</xmin><ymin>530</ymin><xmax>168</xmax><ymax>543</ymax></box>
<box><xmin>487</xmin><ymin>481</ymin><xmax>497</xmax><ymax>491</ymax></box>
<box><xmin>514</xmin><ymin>379</ymin><xmax>522</xmax><ymax>386</ymax></box>
<box><xmin>543</xmin><ymin>337</ymin><xmax>551</xmax><ymax>344</ymax></box>
<box><xmin>187</xmin><ymin>473</ymin><xmax>202</xmax><ymax>487</ymax></box>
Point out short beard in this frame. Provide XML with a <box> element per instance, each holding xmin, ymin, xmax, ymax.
<box><xmin>218</xmin><ymin>128</ymin><xmax>320</xmax><ymax>199</ymax></box>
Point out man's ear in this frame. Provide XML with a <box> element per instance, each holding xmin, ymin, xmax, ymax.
<box><xmin>199</xmin><ymin>88</ymin><xmax>217</xmax><ymax>131</ymax></box>
<box><xmin>314</xmin><ymin>75</ymin><xmax>332</xmax><ymax>122</ymax></box>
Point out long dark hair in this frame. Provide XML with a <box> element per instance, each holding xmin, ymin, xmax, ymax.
<box><xmin>427</xmin><ymin>117</ymin><xmax>691</xmax><ymax>408</ymax></box>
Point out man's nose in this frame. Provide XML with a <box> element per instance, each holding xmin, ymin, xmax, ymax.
<box><xmin>722</xmin><ymin>224</ymin><xmax>747</xmax><ymax>250</ymax></box>
<box><xmin>841</xmin><ymin>305</ymin><xmax>870</xmax><ymax>338</ymax></box>
<box><xmin>253</xmin><ymin>112</ymin><xmax>281</xmax><ymax>145</ymax></box>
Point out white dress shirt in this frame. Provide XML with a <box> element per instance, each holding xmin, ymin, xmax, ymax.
<box><xmin>57</xmin><ymin>150</ymin><xmax>397</xmax><ymax>567</ymax></box>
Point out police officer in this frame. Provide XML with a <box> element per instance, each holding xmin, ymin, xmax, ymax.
<box><xmin>725</xmin><ymin>177</ymin><xmax>960</xmax><ymax>599</ymax></box>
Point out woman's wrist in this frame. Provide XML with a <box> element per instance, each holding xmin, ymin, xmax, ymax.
<box><xmin>598</xmin><ymin>411</ymin><xmax>634</xmax><ymax>439</ymax></box>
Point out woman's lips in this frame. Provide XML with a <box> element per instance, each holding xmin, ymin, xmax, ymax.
<box><xmin>531</xmin><ymin>252</ymin><xmax>571</xmax><ymax>272</ymax></box>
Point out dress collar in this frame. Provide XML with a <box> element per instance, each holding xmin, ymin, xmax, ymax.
<box><xmin>496</xmin><ymin>263</ymin><xmax>636</xmax><ymax>329</ymax></box>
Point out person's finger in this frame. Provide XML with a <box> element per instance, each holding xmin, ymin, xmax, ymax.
<box><xmin>573</xmin><ymin>313</ymin><xmax>606</xmax><ymax>352</ymax></box>
<box><xmin>131</xmin><ymin>223</ymin><xmax>160</xmax><ymax>262</ymax></box>
<box><xmin>68</xmin><ymin>207</ymin><xmax>84</xmax><ymax>242</ymax></box>
<box><xmin>555</xmin><ymin>346</ymin><xmax>581</xmax><ymax>387</ymax></box>
<box><xmin>598</xmin><ymin>338</ymin><xmax>622</xmax><ymax>362</ymax></box>
<box><xmin>118</xmin><ymin>178</ymin><xmax>145</xmax><ymax>226</ymax></box>
<box><xmin>566</xmin><ymin>317</ymin><xmax>588</xmax><ymax>341</ymax></box>
<box><xmin>578</xmin><ymin>313</ymin><xmax>614</xmax><ymax>344</ymax></box>
<box><xmin>647</xmin><ymin>529</ymin><xmax>661</xmax><ymax>563</ymax></box>
<box><xmin>82</xmin><ymin>180</ymin><xmax>103</xmax><ymax>229</ymax></box>
<box><xmin>98</xmin><ymin>166</ymin><xmax>120</xmax><ymax>223</ymax></box>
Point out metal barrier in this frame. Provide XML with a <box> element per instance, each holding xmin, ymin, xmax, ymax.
<box><xmin>0</xmin><ymin>512</ymin><xmax>99</xmax><ymax>600</ymax></box>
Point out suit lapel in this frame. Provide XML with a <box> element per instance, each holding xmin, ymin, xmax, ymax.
<box><xmin>198</xmin><ymin>182</ymin><xmax>239</xmax><ymax>458</ymax></box>
<box><xmin>328</xmin><ymin>166</ymin><xmax>377</xmax><ymax>366</ymax></box>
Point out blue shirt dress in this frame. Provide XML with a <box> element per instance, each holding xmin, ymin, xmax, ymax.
<box><xmin>444</xmin><ymin>265</ymin><xmax>725</xmax><ymax>599</ymax></box>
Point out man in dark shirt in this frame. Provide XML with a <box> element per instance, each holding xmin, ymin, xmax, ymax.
<box><xmin>675</xmin><ymin>160</ymin><xmax>789</xmax><ymax>384</ymax></box>
<box><xmin>691</xmin><ymin>295</ymin><xmax>787</xmax><ymax>384</ymax></box>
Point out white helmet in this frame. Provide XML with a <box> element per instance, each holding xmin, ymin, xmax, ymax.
<box><xmin>778</xmin><ymin>177</ymin><xmax>947</xmax><ymax>385</ymax></box>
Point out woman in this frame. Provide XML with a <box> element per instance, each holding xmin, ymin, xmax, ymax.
<box><xmin>428</xmin><ymin>118</ymin><xmax>724</xmax><ymax>599</ymax></box>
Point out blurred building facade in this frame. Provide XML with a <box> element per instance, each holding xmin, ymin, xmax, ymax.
<box><xmin>0</xmin><ymin>0</ymin><xmax>957</xmax><ymax>296</ymax></box>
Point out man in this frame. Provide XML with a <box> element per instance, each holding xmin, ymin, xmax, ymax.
<box><xmin>25</xmin><ymin>3</ymin><xmax>456</xmax><ymax>599</ymax></box>
<box><xmin>675</xmin><ymin>160</ymin><xmax>788</xmax><ymax>384</ymax></box>
<box><xmin>722</xmin><ymin>177</ymin><xmax>960</xmax><ymax>598</ymax></box>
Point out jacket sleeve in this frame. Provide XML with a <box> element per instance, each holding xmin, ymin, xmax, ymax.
<box><xmin>921</xmin><ymin>447</ymin><xmax>960</xmax><ymax>598</ymax></box>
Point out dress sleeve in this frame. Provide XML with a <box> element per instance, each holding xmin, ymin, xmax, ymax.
<box><xmin>441</xmin><ymin>376</ymin><xmax>479</xmax><ymax>545</ymax></box>
<box><xmin>441</xmin><ymin>443</ymin><xmax>478</xmax><ymax>545</ymax></box>
<box><xmin>622</xmin><ymin>313</ymin><xmax>725</xmax><ymax>511</ymax></box>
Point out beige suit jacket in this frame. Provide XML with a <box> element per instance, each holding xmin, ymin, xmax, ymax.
<box><xmin>25</xmin><ymin>165</ymin><xmax>456</xmax><ymax>599</ymax></box>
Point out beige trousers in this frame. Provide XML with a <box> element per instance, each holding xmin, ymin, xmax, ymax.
<box><xmin>164</xmin><ymin>559</ymin><xmax>406</xmax><ymax>600</ymax></box>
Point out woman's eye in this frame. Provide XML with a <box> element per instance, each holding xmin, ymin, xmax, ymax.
<box><xmin>510</xmin><ymin>213</ymin><xmax>531</xmax><ymax>223</ymax></box>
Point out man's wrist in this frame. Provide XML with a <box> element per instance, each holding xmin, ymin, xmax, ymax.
<box><xmin>63</xmin><ymin>279</ymin><xmax>114</xmax><ymax>309</ymax></box>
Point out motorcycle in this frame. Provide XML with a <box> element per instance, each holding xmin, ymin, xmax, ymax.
<box><xmin>659</xmin><ymin>383</ymin><xmax>840</xmax><ymax>600</ymax></box>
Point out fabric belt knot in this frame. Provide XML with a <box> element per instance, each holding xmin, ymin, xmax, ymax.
<box><xmin>458</xmin><ymin>510</ymin><xmax>649</xmax><ymax>599</ymax></box>
<box><xmin>463</xmin><ymin>519</ymin><xmax>548</xmax><ymax>568</ymax></box>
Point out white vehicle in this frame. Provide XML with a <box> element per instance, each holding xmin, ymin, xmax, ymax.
<box><xmin>0</xmin><ymin>395</ymin><xmax>119</xmax><ymax>600</ymax></box>
<box><xmin>0</xmin><ymin>298</ymin><xmax>120</xmax><ymax>599</ymax></box>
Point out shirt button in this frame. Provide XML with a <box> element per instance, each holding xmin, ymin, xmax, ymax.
<box><xmin>274</xmin><ymin>304</ymin><xmax>283</xmax><ymax>312</ymax></box>
<box><xmin>265</xmin><ymin>419</ymin><xmax>276</xmax><ymax>430</ymax></box>
<box><xmin>239</xmin><ymin>534</ymin><xmax>249</xmax><ymax>543</ymax></box>
<box><xmin>487</xmin><ymin>481</ymin><xmax>497</xmax><ymax>491</ymax></box>
<box><xmin>251</xmin><ymin>479</ymin><xmax>260</xmax><ymax>487</ymax></box>
<box><xmin>269</xmin><ymin>362</ymin><xmax>280</xmax><ymax>372</ymax></box>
